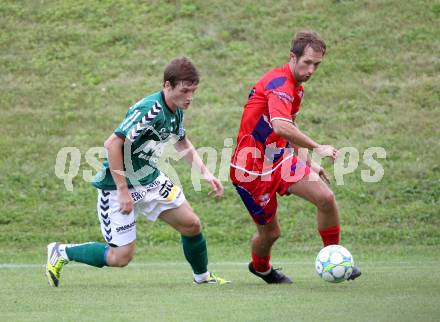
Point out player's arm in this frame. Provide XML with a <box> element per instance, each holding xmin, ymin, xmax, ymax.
<box><xmin>268</xmin><ymin>91</ymin><xmax>337</xmax><ymax>160</ymax></box>
<box><xmin>273</xmin><ymin>118</ymin><xmax>319</xmax><ymax>149</ymax></box>
<box><xmin>271</xmin><ymin>119</ymin><xmax>337</xmax><ymax>161</ymax></box>
<box><xmin>289</xmin><ymin>121</ymin><xmax>316</xmax><ymax>169</ymax></box>
<box><xmin>104</xmin><ymin>134</ymin><xmax>133</xmax><ymax>214</ymax></box>
<box><xmin>174</xmin><ymin>137</ymin><xmax>224</xmax><ymax>198</ymax></box>
<box><xmin>287</xmin><ymin>121</ymin><xmax>331</xmax><ymax>184</ymax></box>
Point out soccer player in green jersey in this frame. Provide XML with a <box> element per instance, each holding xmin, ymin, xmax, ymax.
<box><xmin>46</xmin><ymin>57</ymin><xmax>229</xmax><ymax>286</ymax></box>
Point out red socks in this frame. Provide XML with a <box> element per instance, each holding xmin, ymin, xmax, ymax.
<box><xmin>251</xmin><ymin>252</ymin><xmax>271</xmax><ymax>273</ymax></box>
<box><xmin>251</xmin><ymin>225</ymin><xmax>340</xmax><ymax>272</ymax></box>
<box><xmin>319</xmin><ymin>225</ymin><xmax>340</xmax><ymax>247</ymax></box>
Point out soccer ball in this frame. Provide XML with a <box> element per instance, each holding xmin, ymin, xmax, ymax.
<box><xmin>315</xmin><ymin>245</ymin><xmax>354</xmax><ymax>283</ymax></box>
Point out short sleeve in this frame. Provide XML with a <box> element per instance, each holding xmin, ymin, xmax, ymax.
<box><xmin>115</xmin><ymin>101</ymin><xmax>162</xmax><ymax>143</ymax></box>
<box><xmin>267</xmin><ymin>91</ymin><xmax>294</xmax><ymax>124</ymax></box>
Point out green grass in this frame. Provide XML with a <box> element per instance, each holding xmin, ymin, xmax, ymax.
<box><xmin>2</xmin><ymin>248</ymin><xmax>440</xmax><ymax>322</ymax></box>
<box><xmin>1</xmin><ymin>0</ymin><xmax>439</xmax><ymax>255</ymax></box>
<box><xmin>0</xmin><ymin>0</ymin><xmax>439</xmax><ymax>320</ymax></box>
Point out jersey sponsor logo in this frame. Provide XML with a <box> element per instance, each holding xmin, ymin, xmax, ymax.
<box><xmin>131</xmin><ymin>191</ymin><xmax>144</xmax><ymax>202</ymax></box>
<box><xmin>159</xmin><ymin>128</ymin><xmax>171</xmax><ymax>140</ymax></box>
<box><xmin>133</xmin><ymin>135</ymin><xmax>166</xmax><ymax>166</ymax></box>
<box><xmin>144</xmin><ymin>179</ymin><xmax>160</xmax><ymax>191</ymax></box>
<box><xmin>136</xmin><ymin>130</ymin><xmax>178</xmax><ymax>165</ymax></box>
<box><xmin>259</xmin><ymin>193</ymin><xmax>270</xmax><ymax>207</ymax></box>
<box><xmin>272</xmin><ymin>90</ymin><xmax>293</xmax><ymax>104</ymax></box>
<box><xmin>116</xmin><ymin>221</ymin><xmax>136</xmax><ymax>233</ymax></box>
<box><xmin>159</xmin><ymin>180</ymin><xmax>179</xmax><ymax>201</ymax></box>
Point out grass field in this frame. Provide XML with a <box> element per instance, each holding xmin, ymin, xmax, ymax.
<box><xmin>2</xmin><ymin>247</ymin><xmax>440</xmax><ymax>322</ymax></box>
<box><xmin>1</xmin><ymin>0</ymin><xmax>439</xmax><ymax>321</ymax></box>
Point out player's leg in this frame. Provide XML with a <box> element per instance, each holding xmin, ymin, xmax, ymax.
<box><xmin>46</xmin><ymin>240</ymin><xmax>114</xmax><ymax>287</ymax></box>
<box><xmin>99</xmin><ymin>242</ymin><xmax>135</xmax><ymax>267</ymax></box>
<box><xmin>250</xmin><ymin>213</ymin><xmax>281</xmax><ymax>273</ymax></box>
<box><xmin>248</xmin><ymin>213</ymin><xmax>292</xmax><ymax>284</ymax></box>
<box><xmin>159</xmin><ymin>201</ymin><xmax>229</xmax><ymax>284</ymax></box>
<box><xmin>287</xmin><ymin>175</ymin><xmax>340</xmax><ymax>246</ymax></box>
<box><xmin>67</xmin><ymin>188</ymin><xmax>136</xmax><ymax>267</ymax></box>
<box><xmin>159</xmin><ymin>201</ymin><xmax>204</xmax><ymax>277</ymax></box>
<box><xmin>287</xmin><ymin>175</ymin><xmax>362</xmax><ymax>280</ymax></box>
<box><xmin>232</xmin><ymin>179</ymin><xmax>292</xmax><ymax>284</ymax></box>
<box><xmin>46</xmin><ymin>189</ymin><xmax>137</xmax><ymax>287</ymax></box>
<box><xmin>159</xmin><ymin>200</ymin><xmax>201</xmax><ymax>236</ymax></box>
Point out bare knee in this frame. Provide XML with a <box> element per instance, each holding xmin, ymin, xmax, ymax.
<box><xmin>317</xmin><ymin>191</ymin><xmax>337</xmax><ymax>211</ymax></box>
<box><xmin>179</xmin><ymin>216</ymin><xmax>201</xmax><ymax>236</ymax></box>
<box><xmin>260</xmin><ymin>227</ymin><xmax>281</xmax><ymax>243</ymax></box>
<box><xmin>107</xmin><ymin>245</ymin><xmax>135</xmax><ymax>267</ymax></box>
<box><xmin>114</xmin><ymin>254</ymin><xmax>133</xmax><ymax>267</ymax></box>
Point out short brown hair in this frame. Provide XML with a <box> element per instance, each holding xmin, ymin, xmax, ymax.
<box><xmin>290</xmin><ymin>31</ymin><xmax>326</xmax><ymax>58</ymax></box>
<box><xmin>163</xmin><ymin>57</ymin><xmax>199</xmax><ymax>88</ymax></box>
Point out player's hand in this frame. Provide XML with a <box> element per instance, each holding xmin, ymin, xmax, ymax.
<box><xmin>319</xmin><ymin>167</ymin><xmax>331</xmax><ymax>185</ymax></box>
<box><xmin>204</xmin><ymin>174</ymin><xmax>224</xmax><ymax>199</ymax></box>
<box><xmin>117</xmin><ymin>188</ymin><xmax>133</xmax><ymax>214</ymax></box>
<box><xmin>315</xmin><ymin>145</ymin><xmax>338</xmax><ymax>161</ymax></box>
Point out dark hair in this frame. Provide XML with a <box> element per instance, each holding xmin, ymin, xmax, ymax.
<box><xmin>290</xmin><ymin>31</ymin><xmax>326</xmax><ymax>58</ymax></box>
<box><xmin>163</xmin><ymin>57</ymin><xmax>199</xmax><ymax>88</ymax></box>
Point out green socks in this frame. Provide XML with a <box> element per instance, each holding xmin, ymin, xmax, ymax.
<box><xmin>181</xmin><ymin>233</ymin><xmax>208</xmax><ymax>274</ymax></box>
<box><xmin>64</xmin><ymin>235</ymin><xmax>207</xmax><ymax>272</ymax></box>
<box><xmin>65</xmin><ymin>242</ymin><xmax>109</xmax><ymax>268</ymax></box>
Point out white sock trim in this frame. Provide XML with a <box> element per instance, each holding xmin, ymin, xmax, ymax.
<box><xmin>58</xmin><ymin>244</ymin><xmax>74</xmax><ymax>261</ymax></box>
<box><xmin>193</xmin><ymin>271</ymin><xmax>210</xmax><ymax>283</ymax></box>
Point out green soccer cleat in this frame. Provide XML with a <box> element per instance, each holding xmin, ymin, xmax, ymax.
<box><xmin>46</xmin><ymin>242</ymin><xmax>68</xmax><ymax>287</ymax></box>
<box><xmin>193</xmin><ymin>272</ymin><xmax>231</xmax><ymax>285</ymax></box>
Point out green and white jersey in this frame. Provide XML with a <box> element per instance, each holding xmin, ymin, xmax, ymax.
<box><xmin>92</xmin><ymin>91</ymin><xmax>186</xmax><ymax>190</ymax></box>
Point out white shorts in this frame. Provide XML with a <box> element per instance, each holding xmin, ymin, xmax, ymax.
<box><xmin>96</xmin><ymin>172</ymin><xmax>185</xmax><ymax>247</ymax></box>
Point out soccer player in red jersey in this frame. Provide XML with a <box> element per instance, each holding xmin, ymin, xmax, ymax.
<box><xmin>230</xmin><ymin>31</ymin><xmax>361</xmax><ymax>283</ymax></box>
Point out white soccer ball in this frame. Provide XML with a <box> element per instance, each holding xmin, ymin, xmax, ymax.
<box><xmin>315</xmin><ymin>245</ymin><xmax>354</xmax><ymax>283</ymax></box>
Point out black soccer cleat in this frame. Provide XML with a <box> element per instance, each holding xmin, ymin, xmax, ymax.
<box><xmin>248</xmin><ymin>262</ymin><xmax>293</xmax><ymax>284</ymax></box>
<box><xmin>347</xmin><ymin>265</ymin><xmax>362</xmax><ymax>281</ymax></box>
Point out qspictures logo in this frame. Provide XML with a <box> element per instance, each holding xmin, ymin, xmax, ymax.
<box><xmin>54</xmin><ymin>137</ymin><xmax>386</xmax><ymax>192</ymax></box>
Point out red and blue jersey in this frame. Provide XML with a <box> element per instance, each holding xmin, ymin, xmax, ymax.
<box><xmin>231</xmin><ymin>63</ymin><xmax>304</xmax><ymax>175</ymax></box>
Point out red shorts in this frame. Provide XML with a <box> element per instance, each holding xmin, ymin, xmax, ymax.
<box><xmin>230</xmin><ymin>156</ymin><xmax>311</xmax><ymax>225</ymax></box>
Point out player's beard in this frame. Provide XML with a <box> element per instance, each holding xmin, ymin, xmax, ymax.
<box><xmin>298</xmin><ymin>74</ymin><xmax>311</xmax><ymax>83</ymax></box>
<box><xmin>293</xmin><ymin>70</ymin><xmax>311</xmax><ymax>84</ymax></box>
